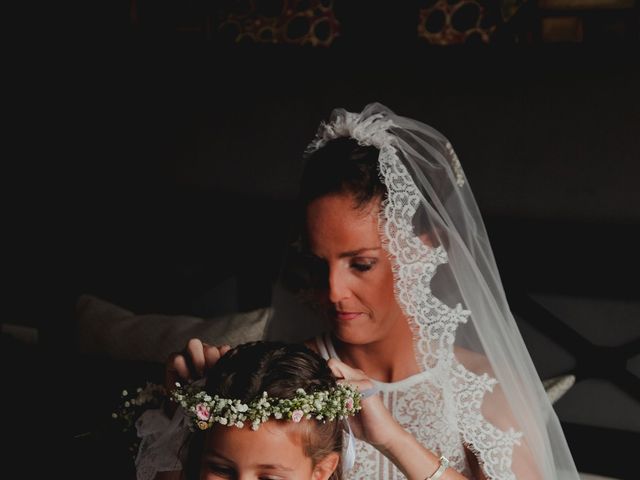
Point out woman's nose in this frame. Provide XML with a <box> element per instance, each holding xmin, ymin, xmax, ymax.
<box><xmin>328</xmin><ymin>266</ymin><xmax>351</xmax><ymax>304</ymax></box>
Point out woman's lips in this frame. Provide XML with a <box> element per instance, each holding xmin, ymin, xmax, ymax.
<box><xmin>336</xmin><ymin>311</ymin><xmax>363</xmax><ymax>321</ymax></box>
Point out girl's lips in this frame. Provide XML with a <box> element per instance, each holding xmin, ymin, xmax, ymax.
<box><xmin>336</xmin><ymin>312</ymin><xmax>362</xmax><ymax>321</ymax></box>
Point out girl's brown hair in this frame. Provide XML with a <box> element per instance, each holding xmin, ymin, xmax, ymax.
<box><xmin>185</xmin><ymin>341</ymin><xmax>343</xmax><ymax>479</ymax></box>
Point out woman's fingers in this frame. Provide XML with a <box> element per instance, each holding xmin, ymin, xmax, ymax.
<box><xmin>340</xmin><ymin>378</ymin><xmax>375</xmax><ymax>395</ymax></box>
<box><xmin>165</xmin><ymin>340</ymin><xmax>233</xmax><ymax>397</ymax></box>
<box><xmin>328</xmin><ymin>358</ymin><xmax>374</xmax><ymax>393</ymax></box>
<box><xmin>164</xmin><ymin>352</ymin><xmax>189</xmax><ymax>394</ymax></box>
<box><xmin>203</xmin><ymin>343</ymin><xmax>221</xmax><ymax>369</ymax></box>
<box><xmin>172</xmin><ymin>353</ymin><xmax>190</xmax><ymax>380</ymax></box>
<box><xmin>187</xmin><ymin>338</ymin><xmax>207</xmax><ymax>376</ymax></box>
<box><xmin>169</xmin><ymin>340</ymin><xmax>232</xmax><ymax>383</ymax></box>
<box><xmin>203</xmin><ymin>343</ymin><xmax>232</xmax><ymax>369</ymax></box>
<box><xmin>163</xmin><ymin>340</ymin><xmax>231</xmax><ymax>417</ymax></box>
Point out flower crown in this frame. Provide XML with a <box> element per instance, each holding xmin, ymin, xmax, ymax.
<box><xmin>172</xmin><ymin>382</ymin><xmax>362</xmax><ymax>431</ymax></box>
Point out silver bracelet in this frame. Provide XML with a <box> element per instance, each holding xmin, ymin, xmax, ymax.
<box><xmin>360</xmin><ymin>386</ymin><xmax>379</xmax><ymax>399</ymax></box>
<box><xmin>425</xmin><ymin>455</ymin><xmax>449</xmax><ymax>480</ymax></box>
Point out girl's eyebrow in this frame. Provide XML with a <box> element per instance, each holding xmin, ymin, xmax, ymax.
<box><xmin>204</xmin><ymin>453</ymin><xmax>293</xmax><ymax>471</ymax></box>
<box><xmin>338</xmin><ymin>247</ymin><xmax>381</xmax><ymax>258</ymax></box>
<box><xmin>256</xmin><ymin>464</ymin><xmax>294</xmax><ymax>471</ymax></box>
<box><xmin>204</xmin><ymin>452</ymin><xmax>234</xmax><ymax>463</ymax></box>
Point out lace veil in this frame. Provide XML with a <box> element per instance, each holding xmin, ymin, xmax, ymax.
<box><xmin>266</xmin><ymin>103</ymin><xmax>580</xmax><ymax>479</ymax></box>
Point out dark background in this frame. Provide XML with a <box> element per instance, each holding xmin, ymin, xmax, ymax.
<box><xmin>3</xmin><ymin>1</ymin><xmax>639</xmax><ymax>478</ymax></box>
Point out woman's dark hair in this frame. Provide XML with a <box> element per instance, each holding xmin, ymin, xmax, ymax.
<box><xmin>299</xmin><ymin>137</ymin><xmax>385</xmax><ymax>210</ymax></box>
<box><xmin>185</xmin><ymin>341</ymin><xmax>343</xmax><ymax>479</ymax></box>
<box><xmin>283</xmin><ymin>130</ymin><xmax>439</xmax><ymax>296</ymax></box>
<box><xmin>281</xmin><ymin>137</ymin><xmax>386</xmax><ymax>294</ymax></box>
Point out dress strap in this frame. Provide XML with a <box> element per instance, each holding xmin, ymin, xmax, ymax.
<box><xmin>323</xmin><ymin>332</ymin><xmax>340</xmax><ymax>359</ymax></box>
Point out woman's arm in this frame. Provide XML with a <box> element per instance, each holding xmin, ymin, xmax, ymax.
<box><xmin>327</xmin><ymin>359</ymin><xmax>467</xmax><ymax>480</ymax></box>
<box><xmin>375</xmin><ymin>424</ymin><xmax>467</xmax><ymax>480</ymax></box>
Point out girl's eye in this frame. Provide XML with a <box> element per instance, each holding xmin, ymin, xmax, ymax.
<box><xmin>351</xmin><ymin>259</ymin><xmax>377</xmax><ymax>272</ymax></box>
<box><xmin>205</xmin><ymin>463</ymin><xmax>234</xmax><ymax>477</ymax></box>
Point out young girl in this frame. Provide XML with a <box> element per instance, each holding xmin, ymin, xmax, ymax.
<box><xmin>143</xmin><ymin>341</ymin><xmax>461</xmax><ymax>480</ymax></box>
<box><xmin>137</xmin><ymin>341</ymin><xmax>348</xmax><ymax>480</ymax></box>
<box><xmin>186</xmin><ymin>341</ymin><xmax>352</xmax><ymax>480</ymax></box>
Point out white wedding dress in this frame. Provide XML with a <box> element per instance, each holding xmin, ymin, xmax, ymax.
<box><xmin>315</xmin><ymin>333</ymin><xmax>518</xmax><ymax>480</ymax></box>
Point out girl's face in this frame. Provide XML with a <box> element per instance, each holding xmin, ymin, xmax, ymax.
<box><xmin>201</xmin><ymin>421</ymin><xmax>337</xmax><ymax>480</ymax></box>
<box><xmin>305</xmin><ymin>193</ymin><xmax>407</xmax><ymax>346</ymax></box>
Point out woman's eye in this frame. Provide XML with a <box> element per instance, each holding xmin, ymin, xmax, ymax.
<box><xmin>351</xmin><ymin>259</ymin><xmax>377</xmax><ymax>272</ymax></box>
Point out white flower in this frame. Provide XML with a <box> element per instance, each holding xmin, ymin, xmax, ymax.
<box><xmin>173</xmin><ymin>382</ymin><xmax>361</xmax><ymax>432</ymax></box>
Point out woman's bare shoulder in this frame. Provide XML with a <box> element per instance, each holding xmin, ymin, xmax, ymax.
<box><xmin>454</xmin><ymin>346</ymin><xmax>520</xmax><ymax>430</ymax></box>
<box><xmin>453</xmin><ymin>345</ymin><xmax>494</xmax><ymax>377</ymax></box>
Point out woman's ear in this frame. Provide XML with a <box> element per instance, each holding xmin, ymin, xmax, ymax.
<box><xmin>311</xmin><ymin>452</ymin><xmax>340</xmax><ymax>480</ymax></box>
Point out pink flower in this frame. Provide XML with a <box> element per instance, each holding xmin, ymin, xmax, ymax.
<box><xmin>345</xmin><ymin>398</ymin><xmax>354</xmax><ymax>410</ymax></box>
<box><xmin>196</xmin><ymin>403</ymin><xmax>211</xmax><ymax>421</ymax></box>
<box><xmin>291</xmin><ymin>409</ymin><xmax>304</xmax><ymax>423</ymax></box>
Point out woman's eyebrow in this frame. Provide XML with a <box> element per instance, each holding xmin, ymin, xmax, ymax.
<box><xmin>338</xmin><ymin>247</ymin><xmax>381</xmax><ymax>258</ymax></box>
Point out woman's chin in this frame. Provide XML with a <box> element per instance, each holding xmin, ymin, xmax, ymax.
<box><xmin>331</xmin><ymin>323</ymin><xmax>377</xmax><ymax>346</ymax></box>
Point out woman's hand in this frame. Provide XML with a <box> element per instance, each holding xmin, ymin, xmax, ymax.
<box><xmin>327</xmin><ymin>358</ymin><xmax>404</xmax><ymax>451</ymax></box>
<box><xmin>327</xmin><ymin>358</ymin><xmax>467</xmax><ymax>480</ymax></box>
<box><xmin>163</xmin><ymin>339</ymin><xmax>231</xmax><ymax>416</ymax></box>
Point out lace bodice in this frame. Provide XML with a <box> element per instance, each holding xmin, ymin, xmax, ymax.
<box><xmin>316</xmin><ymin>333</ymin><xmax>523</xmax><ymax>480</ymax></box>
<box><xmin>315</xmin><ymin>334</ymin><xmax>471</xmax><ymax>479</ymax></box>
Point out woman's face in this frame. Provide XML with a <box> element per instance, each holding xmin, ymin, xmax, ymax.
<box><xmin>201</xmin><ymin>421</ymin><xmax>336</xmax><ymax>480</ymax></box>
<box><xmin>305</xmin><ymin>193</ymin><xmax>407</xmax><ymax>346</ymax></box>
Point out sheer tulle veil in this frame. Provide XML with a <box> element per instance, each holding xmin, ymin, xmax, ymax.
<box><xmin>266</xmin><ymin>103</ymin><xmax>580</xmax><ymax>479</ymax></box>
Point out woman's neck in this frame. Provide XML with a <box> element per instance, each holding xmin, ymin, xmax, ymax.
<box><xmin>332</xmin><ymin>318</ymin><xmax>420</xmax><ymax>383</ymax></box>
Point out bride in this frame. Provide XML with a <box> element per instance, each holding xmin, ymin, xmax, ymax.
<box><xmin>166</xmin><ymin>103</ymin><xmax>580</xmax><ymax>479</ymax></box>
